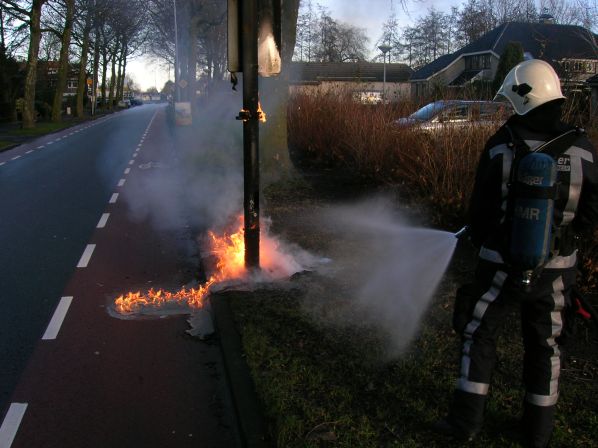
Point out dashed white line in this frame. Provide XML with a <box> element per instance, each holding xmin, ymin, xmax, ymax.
<box><xmin>77</xmin><ymin>244</ymin><xmax>96</xmax><ymax>268</ymax></box>
<box><xmin>25</xmin><ymin>150</ymin><xmax>34</xmax><ymax>154</ymax></box>
<box><xmin>117</xmin><ymin>178</ymin><xmax>126</xmax><ymax>187</ymax></box>
<box><xmin>97</xmin><ymin>213</ymin><xmax>110</xmax><ymax>228</ymax></box>
<box><xmin>128</xmin><ymin>160</ymin><xmax>134</xmax><ymax>165</ymax></box>
<box><xmin>11</xmin><ymin>156</ymin><xmax>21</xmax><ymax>160</ymax></box>
<box><xmin>36</xmin><ymin>145</ymin><xmax>44</xmax><ymax>149</ymax></box>
<box><xmin>0</xmin><ymin>402</ymin><xmax>28</xmax><ymax>447</ymax></box>
<box><xmin>132</xmin><ymin>153</ymin><xmax>138</xmax><ymax>158</ymax></box>
<box><xmin>42</xmin><ymin>296</ymin><xmax>73</xmax><ymax>340</ymax></box>
<box><xmin>109</xmin><ymin>193</ymin><xmax>119</xmax><ymax>204</ymax></box>
<box><xmin>124</xmin><ymin>168</ymin><xmax>131</xmax><ymax>175</ymax></box>
<box><xmin>47</xmin><ymin>141</ymin><xmax>54</xmax><ymax>145</ymax></box>
<box><xmin>0</xmin><ymin>162</ymin><xmax>6</xmax><ymax>166</ymax></box>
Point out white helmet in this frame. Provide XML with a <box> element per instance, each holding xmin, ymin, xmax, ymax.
<box><xmin>494</xmin><ymin>59</ymin><xmax>565</xmax><ymax>115</ymax></box>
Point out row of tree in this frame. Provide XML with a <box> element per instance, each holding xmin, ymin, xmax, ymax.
<box><xmin>1</xmin><ymin>0</ymin><xmax>302</xmax><ymax>127</ymax></box>
<box><xmin>294</xmin><ymin>0</ymin><xmax>597</xmax><ymax>68</ymax></box>
<box><xmin>1</xmin><ymin>0</ymin><xmax>149</xmax><ymax>127</ymax></box>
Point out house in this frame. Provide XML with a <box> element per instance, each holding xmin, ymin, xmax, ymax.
<box><xmin>410</xmin><ymin>21</ymin><xmax>598</xmax><ymax>99</ymax></box>
<box><xmin>289</xmin><ymin>61</ymin><xmax>413</xmax><ymax>103</ymax></box>
<box><xmin>32</xmin><ymin>61</ymin><xmax>83</xmax><ymax>105</ymax></box>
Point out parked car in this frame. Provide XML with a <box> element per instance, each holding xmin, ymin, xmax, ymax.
<box><xmin>117</xmin><ymin>99</ymin><xmax>131</xmax><ymax>108</ymax></box>
<box><xmin>394</xmin><ymin>100</ymin><xmax>512</xmax><ymax>133</ymax></box>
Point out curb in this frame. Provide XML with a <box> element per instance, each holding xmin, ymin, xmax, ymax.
<box><xmin>211</xmin><ymin>293</ymin><xmax>270</xmax><ymax>448</ymax></box>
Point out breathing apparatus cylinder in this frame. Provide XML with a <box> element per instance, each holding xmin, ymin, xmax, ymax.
<box><xmin>509</xmin><ymin>152</ymin><xmax>557</xmax><ymax>287</ymax></box>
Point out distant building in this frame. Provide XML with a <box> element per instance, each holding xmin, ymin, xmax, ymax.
<box><xmin>36</xmin><ymin>61</ymin><xmax>82</xmax><ymax>99</ymax></box>
<box><xmin>289</xmin><ymin>61</ymin><xmax>413</xmax><ymax>103</ymax></box>
<box><xmin>410</xmin><ymin>21</ymin><xmax>598</xmax><ymax>99</ymax></box>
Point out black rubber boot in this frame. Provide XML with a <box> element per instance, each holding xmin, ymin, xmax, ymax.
<box><xmin>522</xmin><ymin>402</ymin><xmax>555</xmax><ymax>448</ymax></box>
<box><xmin>445</xmin><ymin>389</ymin><xmax>486</xmax><ymax>438</ymax></box>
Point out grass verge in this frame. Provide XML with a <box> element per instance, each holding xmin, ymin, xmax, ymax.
<box><xmin>225</xmin><ymin>173</ymin><xmax>597</xmax><ymax>447</ymax></box>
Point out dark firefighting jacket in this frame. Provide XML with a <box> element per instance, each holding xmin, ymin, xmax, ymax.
<box><xmin>468</xmin><ymin>114</ymin><xmax>598</xmax><ymax>269</ymax></box>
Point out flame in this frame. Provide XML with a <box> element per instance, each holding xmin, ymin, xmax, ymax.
<box><xmin>258</xmin><ymin>102</ymin><xmax>267</xmax><ymax>123</ymax></box>
<box><xmin>113</xmin><ymin>215</ymin><xmax>304</xmax><ymax>315</ymax></box>
<box><xmin>114</xmin><ymin>218</ymin><xmax>247</xmax><ymax>315</ymax></box>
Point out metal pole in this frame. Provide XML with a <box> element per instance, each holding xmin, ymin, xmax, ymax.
<box><xmin>378</xmin><ymin>44</ymin><xmax>391</xmax><ymax>104</ymax></box>
<box><xmin>241</xmin><ymin>0</ymin><xmax>260</xmax><ymax>270</ymax></box>
<box><xmin>173</xmin><ymin>0</ymin><xmax>179</xmax><ymax>102</ymax></box>
<box><xmin>383</xmin><ymin>55</ymin><xmax>387</xmax><ymax>103</ymax></box>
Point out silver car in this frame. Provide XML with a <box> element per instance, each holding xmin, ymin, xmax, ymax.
<box><xmin>395</xmin><ymin>100</ymin><xmax>511</xmax><ymax>133</ymax></box>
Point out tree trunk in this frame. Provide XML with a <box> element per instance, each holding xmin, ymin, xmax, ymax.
<box><xmin>260</xmin><ymin>0</ymin><xmax>300</xmax><ymax>179</ymax></box>
<box><xmin>51</xmin><ymin>0</ymin><xmax>75</xmax><ymax>122</ymax></box>
<box><xmin>92</xmin><ymin>28</ymin><xmax>100</xmax><ymax>113</ymax></box>
<box><xmin>22</xmin><ymin>0</ymin><xmax>47</xmax><ymax>129</ymax></box>
<box><xmin>75</xmin><ymin>17</ymin><xmax>91</xmax><ymax>118</ymax></box>
<box><xmin>100</xmin><ymin>49</ymin><xmax>108</xmax><ymax>109</ymax></box>
<box><xmin>120</xmin><ymin>52</ymin><xmax>127</xmax><ymax>99</ymax></box>
<box><xmin>116</xmin><ymin>50</ymin><xmax>123</xmax><ymax>100</ymax></box>
<box><xmin>108</xmin><ymin>46</ymin><xmax>117</xmax><ymax>109</ymax></box>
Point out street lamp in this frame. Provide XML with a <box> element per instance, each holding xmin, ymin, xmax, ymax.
<box><xmin>378</xmin><ymin>44</ymin><xmax>392</xmax><ymax>103</ymax></box>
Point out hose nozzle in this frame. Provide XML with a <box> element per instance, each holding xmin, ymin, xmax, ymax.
<box><xmin>454</xmin><ymin>226</ymin><xmax>470</xmax><ymax>240</ymax></box>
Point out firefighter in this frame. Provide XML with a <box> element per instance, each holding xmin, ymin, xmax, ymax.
<box><xmin>434</xmin><ymin>59</ymin><xmax>598</xmax><ymax>447</ymax></box>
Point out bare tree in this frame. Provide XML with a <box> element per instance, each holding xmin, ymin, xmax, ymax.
<box><xmin>2</xmin><ymin>0</ymin><xmax>50</xmax><ymax>128</ymax></box>
<box><xmin>50</xmin><ymin>0</ymin><xmax>75</xmax><ymax>121</ymax></box>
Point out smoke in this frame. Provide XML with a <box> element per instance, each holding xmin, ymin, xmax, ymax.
<box><xmin>122</xmin><ymin>94</ymin><xmax>244</xmax><ymax>234</ymax></box>
<box><xmin>305</xmin><ymin>198</ymin><xmax>457</xmax><ymax>357</ymax></box>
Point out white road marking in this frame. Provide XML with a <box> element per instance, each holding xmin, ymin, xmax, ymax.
<box><xmin>109</xmin><ymin>193</ymin><xmax>119</xmax><ymax>204</ymax></box>
<box><xmin>11</xmin><ymin>156</ymin><xmax>21</xmax><ymax>160</ymax></box>
<box><xmin>0</xmin><ymin>162</ymin><xmax>5</xmax><ymax>166</ymax></box>
<box><xmin>128</xmin><ymin>160</ymin><xmax>134</xmax><ymax>165</ymax></box>
<box><xmin>124</xmin><ymin>168</ymin><xmax>130</xmax><ymax>175</ymax></box>
<box><xmin>42</xmin><ymin>296</ymin><xmax>73</xmax><ymax>340</ymax></box>
<box><xmin>36</xmin><ymin>145</ymin><xmax>44</xmax><ymax>149</ymax></box>
<box><xmin>97</xmin><ymin>213</ymin><xmax>110</xmax><ymax>228</ymax></box>
<box><xmin>25</xmin><ymin>150</ymin><xmax>34</xmax><ymax>154</ymax></box>
<box><xmin>47</xmin><ymin>141</ymin><xmax>54</xmax><ymax>145</ymax></box>
<box><xmin>118</xmin><ymin>178</ymin><xmax>126</xmax><ymax>187</ymax></box>
<box><xmin>77</xmin><ymin>244</ymin><xmax>96</xmax><ymax>268</ymax></box>
<box><xmin>0</xmin><ymin>403</ymin><xmax>28</xmax><ymax>447</ymax></box>
<box><xmin>132</xmin><ymin>153</ymin><xmax>138</xmax><ymax>158</ymax></box>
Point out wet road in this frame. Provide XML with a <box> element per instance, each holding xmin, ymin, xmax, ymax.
<box><xmin>0</xmin><ymin>105</ymin><xmax>241</xmax><ymax>447</ymax></box>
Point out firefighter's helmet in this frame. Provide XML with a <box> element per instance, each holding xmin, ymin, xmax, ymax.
<box><xmin>494</xmin><ymin>59</ymin><xmax>565</xmax><ymax>115</ymax></box>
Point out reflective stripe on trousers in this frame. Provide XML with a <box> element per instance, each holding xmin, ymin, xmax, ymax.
<box><xmin>456</xmin><ymin>268</ymin><xmax>567</xmax><ymax>408</ymax></box>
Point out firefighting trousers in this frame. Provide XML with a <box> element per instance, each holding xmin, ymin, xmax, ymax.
<box><xmin>449</xmin><ymin>260</ymin><xmax>576</xmax><ymax>444</ymax></box>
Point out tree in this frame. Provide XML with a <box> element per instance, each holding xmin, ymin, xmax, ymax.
<box><xmin>492</xmin><ymin>41</ymin><xmax>524</xmax><ymax>93</ymax></box>
<box><xmin>2</xmin><ymin>0</ymin><xmax>49</xmax><ymax>128</ymax></box>
<box><xmin>51</xmin><ymin>0</ymin><xmax>75</xmax><ymax>122</ymax></box>
<box><xmin>0</xmin><ymin>44</ymin><xmax>23</xmax><ymax>120</ymax></box>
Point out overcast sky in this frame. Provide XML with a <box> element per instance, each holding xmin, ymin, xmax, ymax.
<box><xmin>130</xmin><ymin>0</ymin><xmax>454</xmax><ymax>91</ymax></box>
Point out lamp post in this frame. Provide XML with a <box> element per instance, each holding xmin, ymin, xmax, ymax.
<box><xmin>378</xmin><ymin>44</ymin><xmax>392</xmax><ymax>103</ymax></box>
<box><xmin>173</xmin><ymin>0</ymin><xmax>179</xmax><ymax>102</ymax></box>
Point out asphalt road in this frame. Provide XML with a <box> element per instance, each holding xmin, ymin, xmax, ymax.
<box><xmin>0</xmin><ymin>105</ymin><xmax>241</xmax><ymax>447</ymax></box>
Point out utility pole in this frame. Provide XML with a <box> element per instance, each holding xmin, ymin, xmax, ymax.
<box><xmin>173</xmin><ymin>0</ymin><xmax>179</xmax><ymax>102</ymax></box>
<box><xmin>378</xmin><ymin>44</ymin><xmax>392</xmax><ymax>103</ymax></box>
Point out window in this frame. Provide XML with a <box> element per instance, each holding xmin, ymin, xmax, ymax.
<box><xmin>67</xmin><ymin>79</ymin><xmax>78</xmax><ymax>89</ymax></box>
<box><xmin>439</xmin><ymin>105</ymin><xmax>468</xmax><ymax>122</ymax></box>
<box><xmin>466</xmin><ymin>54</ymin><xmax>490</xmax><ymax>70</ymax></box>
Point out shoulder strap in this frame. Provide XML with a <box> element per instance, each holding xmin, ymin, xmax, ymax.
<box><xmin>532</xmin><ymin>127</ymin><xmax>584</xmax><ymax>158</ymax></box>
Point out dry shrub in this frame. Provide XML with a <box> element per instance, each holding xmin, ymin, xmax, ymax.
<box><xmin>288</xmin><ymin>90</ymin><xmax>598</xmax><ymax>287</ymax></box>
<box><xmin>287</xmin><ymin>90</ymin><xmax>489</xmax><ymax>226</ymax></box>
